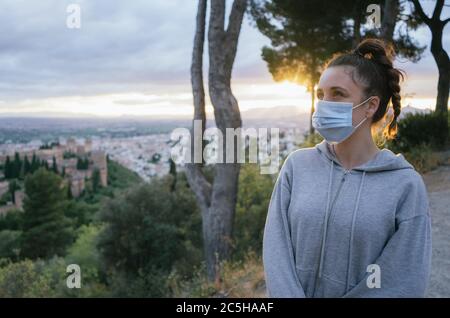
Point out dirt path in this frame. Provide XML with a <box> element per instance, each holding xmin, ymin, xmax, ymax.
<box><xmin>423</xmin><ymin>161</ymin><xmax>450</xmax><ymax>298</ymax></box>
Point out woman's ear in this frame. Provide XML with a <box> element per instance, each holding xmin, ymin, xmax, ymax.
<box><xmin>367</xmin><ymin>96</ymin><xmax>380</xmax><ymax>118</ymax></box>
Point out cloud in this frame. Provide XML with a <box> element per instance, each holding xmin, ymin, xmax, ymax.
<box><xmin>0</xmin><ymin>0</ymin><xmax>202</xmax><ymax>100</ymax></box>
<box><xmin>0</xmin><ymin>0</ymin><xmax>447</xmax><ymax>112</ymax></box>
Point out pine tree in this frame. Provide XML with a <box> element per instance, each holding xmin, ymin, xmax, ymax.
<box><xmin>21</xmin><ymin>168</ymin><xmax>74</xmax><ymax>259</ymax></box>
<box><xmin>8</xmin><ymin>180</ymin><xmax>18</xmax><ymax>204</ymax></box>
<box><xmin>92</xmin><ymin>168</ymin><xmax>101</xmax><ymax>193</ymax></box>
<box><xmin>43</xmin><ymin>160</ymin><xmax>49</xmax><ymax>170</ymax></box>
<box><xmin>13</xmin><ymin>152</ymin><xmax>21</xmax><ymax>179</ymax></box>
<box><xmin>31</xmin><ymin>153</ymin><xmax>38</xmax><ymax>173</ymax></box>
<box><xmin>52</xmin><ymin>156</ymin><xmax>58</xmax><ymax>174</ymax></box>
<box><xmin>4</xmin><ymin>156</ymin><xmax>11</xmax><ymax>179</ymax></box>
<box><xmin>24</xmin><ymin>156</ymin><xmax>31</xmax><ymax>175</ymax></box>
<box><xmin>169</xmin><ymin>158</ymin><xmax>177</xmax><ymax>192</ymax></box>
<box><xmin>67</xmin><ymin>183</ymin><xmax>73</xmax><ymax>199</ymax></box>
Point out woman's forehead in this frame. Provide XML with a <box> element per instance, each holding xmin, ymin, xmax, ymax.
<box><xmin>318</xmin><ymin>66</ymin><xmax>361</xmax><ymax>91</ymax></box>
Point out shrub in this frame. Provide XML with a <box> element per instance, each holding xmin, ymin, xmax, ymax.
<box><xmin>388</xmin><ymin>112</ymin><xmax>448</xmax><ymax>152</ymax></box>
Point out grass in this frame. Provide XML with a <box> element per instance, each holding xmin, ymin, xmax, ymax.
<box><xmin>169</xmin><ymin>251</ymin><xmax>266</xmax><ymax>298</ymax></box>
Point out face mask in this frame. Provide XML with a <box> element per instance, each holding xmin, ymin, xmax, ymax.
<box><xmin>312</xmin><ymin>96</ymin><xmax>374</xmax><ymax>144</ymax></box>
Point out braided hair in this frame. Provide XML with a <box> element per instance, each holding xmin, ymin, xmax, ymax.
<box><xmin>325</xmin><ymin>38</ymin><xmax>405</xmax><ymax>141</ymax></box>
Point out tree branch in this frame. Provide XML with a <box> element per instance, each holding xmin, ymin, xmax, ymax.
<box><xmin>410</xmin><ymin>0</ymin><xmax>431</xmax><ymax>25</ymax></box>
<box><xmin>191</xmin><ymin>0</ymin><xmax>207</xmax><ymax>126</ymax></box>
<box><xmin>187</xmin><ymin>0</ymin><xmax>212</xmax><ymax>211</ymax></box>
<box><xmin>185</xmin><ymin>164</ymin><xmax>212</xmax><ymax>211</ymax></box>
<box><xmin>432</xmin><ymin>0</ymin><xmax>444</xmax><ymax>21</ymax></box>
<box><xmin>224</xmin><ymin>0</ymin><xmax>248</xmax><ymax>72</ymax></box>
<box><xmin>226</xmin><ymin>0</ymin><xmax>247</xmax><ymax>42</ymax></box>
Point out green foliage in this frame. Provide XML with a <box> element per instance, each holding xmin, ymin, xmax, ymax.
<box><xmin>0</xmin><ymin>209</ymin><xmax>23</xmax><ymax>231</ymax></box>
<box><xmin>66</xmin><ymin>224</ymin><xmax>105</xmax><ymax>285</ymax></box>
<box><xmin>52</xmin><ymin>156</ymin><xmax>58</xmax><ymax>173</ymax></box>
<box><xmin>0</xmin><ymin>230</ymin><xmax>21</xmax><ymax>261</ymax></box>
<box><xmin>299</xmin><ymin>132</ymin><xmax>324</xmax><ymax>148</ymax></box>
<box><xmin>0</xmin><ymin>256</ymin><xmax>107</xmax><ymax>298</ymax></box>
<box><xmin>106</xmin><ymin>159</ymin><xmax>142</xmax><ymax>190</ymax></box>
<box><xmin>97</xmin><ymin>173</ymin><xmax>202</xmax><ymax>296</ymax></box>
<box><xmin>251</xmin><ymin>0</ymin><xmax>354</xmax><ymax>88</ymax></box>
<box><xmin>388</xmin><ymin>112</ymin><xmax>449</xmax><ymax>152</ymax></box>
<box><xmin>106</xmin><ymin>267</ymin><xmax>170</xmax><ymax>298</ymax></box>
<box><xmin>78</xmin><ymin>160</ymin><xmax>141</xmax><ymax>205</ymax></box>
<box><xmin>92</xmin><ymin>168</ymin><xmax>101</xmax><ymax>193</ymax></box>
<box><xmin>233</xmin><ymin>164</ymin><xmax>274</xmax><ymax>259</ymax></box>
<box><xmin>21</xmin><ymin>168</ymin><xmax>74</xmax><ymax>259</ymax></box>
<box><xmin>0</xmin><ymin>259</ymin><xmax>58</xmax><ymax>297</ymax></box>
<box><xmin>8</xmin><ymin>180</ymin><xmax>20</xmax><ymax>204</ymax></box>
<box><xmin>251</xmin><ymin>0</ymin><xmax>425</xmax><ymax>80</ymax></box>
<box><xmin>65</xmin><ymin>200</ymin><xmax>99</xmax><ymax>229</ymax></box>
<box><xmin>63</xmin><ymin>151</ymin><xmax>77</xmax><ymax>159</ymax></box>
<box><xmin>76</xmin><ymin>157</ymin><xmax>89</xmax><ymax>170</ymax></box>
<box><xmin>3</xmin><ymin>153</ymin><xmax>52</xmax><ymax>180</ymax></box>
<box><xmin>170</xmin><ymin>251</ymin><xmax>265</xmax><ymax>298</ymax></box>
<box><xmin>400</xmin><ymin>142</ymin><xmax>441</xmax><ymax>174</ymax></box>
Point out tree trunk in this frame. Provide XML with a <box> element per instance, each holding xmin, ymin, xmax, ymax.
<box><xmin>411</xmin><ymin>0</ymin><xmax>449</xmax><ymax>119</ymax></box>
<box><xmin>430</xmin><ymin>21</ymin><xmax>450</xmax><ymax>116</ymax></box>
<box><xmin>188</xmin><ymin>0</ymin><xmax>247</xmax><ymax>282</ymax></box>
<box><xmin>352</xmin><ymin>0</ymin><xmax>363</xmax><ymax>47</ymax></box>
<box><xmin>381</xmin><ymin>0</ymin><xmax>399</xmax><ymax>42</ymax></box>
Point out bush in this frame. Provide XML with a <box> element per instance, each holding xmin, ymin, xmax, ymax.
<box><xmin>299</xmin><ymin>132</ymin><xmax>323</xmax><ymax>148</ymax></box>
<box><xmin>0</xmin><ymin>256</ymin><xmax>108</xmax><ymax>298</ymax></box>
<box><xmin>388</xmin><ymin>112</ymin><xmax>448</xmax><ymax>152</ymax></box>
<box><xmin>233</xmin><ymin>164</ymin><xmax>273</xmax><ymax>260</ymax></box>
<box><xmin>0</xmin><ymin>230</ymin><xmax>21</xmax><ymax>260</ymax></box>
<box><xmin>0</xmin><ymin>259</ymin><xmax>58</xmax><ymax>297</ymax></box>
<box><xmin>401</xmin><ymin>142</ymin><xmax>441</xmax><ymax>174</ymax></box>
<box><xmin>66</xmin><ymin>224</ymin><xmax>105</xmax><ymax>284</ymax></box>
<box><xmin>97</xmin><ymin>173</ymin><xmax>202</xmax><ymax>296</ymax></box>
<box><xmin>169</xmin><ymin>251</ymin><xmax>265</xmax><ymax>298</ymax></box>
<box><xmin>0</xmin><ymin>209</ymin><xmax>23</xmax><ymax>231</ymax></box>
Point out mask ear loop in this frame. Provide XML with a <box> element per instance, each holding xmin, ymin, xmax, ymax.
<box><xmin>353</xmin><ymin>116</ymin><xmax>368</xmax><ymax>129</ymax></box>
<box><xmin>352</xmin><ymin>96</ymin><xmax>372</xmax><ymax>129</ymax></box>
<box><xmin>352</xmin><ymin>96</ymin><xmax>374</xmax><ymax>109</ymax></box>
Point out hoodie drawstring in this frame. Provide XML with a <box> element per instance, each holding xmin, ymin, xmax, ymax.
<box><xmin>315</xmin><ymin>159</ymin><xmax>367</xmax><ymax>294</ymax></box>
<box><xmin>317</xmin><ymin>160</ymin><xmax>334</xmax><ymax>279</ymax></box>
<box><xmin>345</xmin><ymin>171</ymin><xmax>366</xmax><ymax>292</ymax></box>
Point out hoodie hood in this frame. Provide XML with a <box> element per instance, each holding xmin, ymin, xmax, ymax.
<box><xmin>315</xmin><ymin>139</ymin><xmax>413</xmax><ymax>172</ymax></box>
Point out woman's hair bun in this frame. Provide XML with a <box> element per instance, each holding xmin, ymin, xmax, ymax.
<box><xmin>352</xmin><ymin>38</ymin><xmax>395</xmax><ymax>65</ymax></box>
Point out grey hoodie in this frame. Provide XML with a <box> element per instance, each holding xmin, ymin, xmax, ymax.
<box><xmin>263</xmin><ymin>140</ymin><xmax>432</xmax><ymax>298</ymax></box>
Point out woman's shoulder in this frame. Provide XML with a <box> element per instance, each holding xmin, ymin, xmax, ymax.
<box><xmin>284</xmin><ymin>146</ymin><xmax>318</xmax><ymax>165</ymax></box>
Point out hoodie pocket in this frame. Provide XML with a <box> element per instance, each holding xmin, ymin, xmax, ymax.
<box><xmin>314</xmin><ymin>274</ymin><xmax>350</xmax><ymax>297</ymax></box>
<box><xmin>296</xmin><ymin>266</ymin><xmax>356</xmax><ymax>297</ymax></box>
<box><xmin>295</xmin><ymin>267</ymin><xmax>316</xmax><ymax>298</ymax></box>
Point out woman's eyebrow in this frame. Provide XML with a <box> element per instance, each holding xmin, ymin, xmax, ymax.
<box><xmin>330</xmin><ymin>86</ymin><xmax>349</xmax><ymax>93</ymax></box>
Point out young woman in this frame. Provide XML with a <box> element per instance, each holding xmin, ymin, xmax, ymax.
<box><xmin>263</xmin><ymin>39</ymin><xmax>432</xmax><ymax>298</ymax></box>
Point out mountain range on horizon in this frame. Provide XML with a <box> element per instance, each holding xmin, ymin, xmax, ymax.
<box><xmin>0</xmin><ymin>104</ymin><xmax>433</xmax><ymax>121</ymax></box>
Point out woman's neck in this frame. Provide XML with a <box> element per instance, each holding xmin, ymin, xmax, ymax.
<box><xmin>331</xmin><ymin>136</ymin><xmax>380</xmax><ymax>170</ymax></box>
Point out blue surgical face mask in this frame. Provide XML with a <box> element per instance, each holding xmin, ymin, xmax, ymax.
<box><xmin>312</xmin><ymin>96</ymin><xmax>374</xmax><ymax>144</ymax></box>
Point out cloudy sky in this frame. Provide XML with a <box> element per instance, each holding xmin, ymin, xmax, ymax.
<box><xmin>0</xmin><ymin>0</ymin><xmax>448</xmax><ymax>117</ymax></box>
